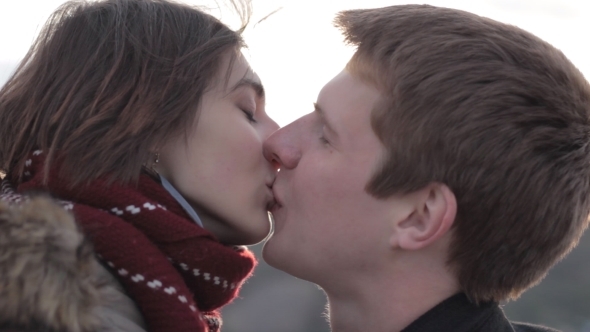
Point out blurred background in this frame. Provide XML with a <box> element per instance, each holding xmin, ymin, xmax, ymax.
<box><xmin>1</xmin><ymin>0</ymin><xmax>589</xmax><ymax>331</ymax></box>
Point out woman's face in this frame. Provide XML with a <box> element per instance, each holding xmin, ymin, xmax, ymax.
<box><xmin>157</xmin><ymin>53</ymin><xmax>279</xmax><ymax>245</ymax></box>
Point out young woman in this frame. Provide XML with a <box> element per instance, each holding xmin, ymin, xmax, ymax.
<box><xmin>0</xmin><ymin>0</ymin><xmax>278</xmax><ymax>331</ymax></box>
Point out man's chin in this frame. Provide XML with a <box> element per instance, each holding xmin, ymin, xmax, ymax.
<box><xmin>261</xmin><ymin>237</ymin><xmax>309</xmax><ymax>280</ymax></box>
<box><xmin>261</xmin><ymin>236</ymin><xmax>286</xmax><ymax>268</ymax></box>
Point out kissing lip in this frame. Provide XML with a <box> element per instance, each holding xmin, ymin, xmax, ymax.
<box><xmin>266</xmin><ymin>199</ymin><xmax>277</xmax><ymax>211</ymax></box>
<box><xmin>270</xmin><ymin>187</ymin><xmax>283</xmax><ymax>209</ymax></box>
<box><xmin>265</xmin><ymin>184</ymin><xmax>278</xmax><ymax>211</ymax></box>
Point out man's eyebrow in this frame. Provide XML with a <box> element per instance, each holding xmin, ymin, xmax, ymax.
<box><xmin>230</xmin><ymin>78</ymin><xmax>265</xmax><ymax>99</ymax></box>
<box><xmin>314</xmin><ymin>102</ymin><xmax>338</xmax><ymax>137</ymax></box>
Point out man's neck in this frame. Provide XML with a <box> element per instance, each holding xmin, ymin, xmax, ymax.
<box><xmin>322</xmin><ymin>257</ymin><xmax>459</xmax><ymax>332</ymax></box>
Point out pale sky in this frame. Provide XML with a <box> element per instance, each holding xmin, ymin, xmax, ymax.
<box><xmin>1</xmin><ymin>0</ymin><xmax>589</xmax><ymax>126</ymax></box>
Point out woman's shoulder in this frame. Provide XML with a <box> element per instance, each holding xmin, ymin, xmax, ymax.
<box><xmin>0</xmin><ymin>197</ymin><xmax>99</xmax><ymax>331</ymax></box>
<box><xmin>94</xmin><ymin>259</ymin><xmax>147</xmax><ymax>332</ymax></box>
<box><xmin>0</xmin><ymin>197</ymin><xmax>146</xmax><ymax>332</ymax></box>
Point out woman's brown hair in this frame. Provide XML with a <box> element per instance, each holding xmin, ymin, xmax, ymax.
<box><xmin>0</xmin><ymin>0</ymin><xmax>250</xmax><ymax>185</ymax></box>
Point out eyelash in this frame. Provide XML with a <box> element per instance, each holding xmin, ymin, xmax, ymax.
<box><xmin>241</xmin><ymin>109</ymin><xmax>257</xmax><ymax>123</ymax></box>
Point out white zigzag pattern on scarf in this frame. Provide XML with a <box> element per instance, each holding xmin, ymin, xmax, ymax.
<box><xmin>172</xmin><ymin>258</ymin><xmax>237</xmax><ymax>290</ymax></box>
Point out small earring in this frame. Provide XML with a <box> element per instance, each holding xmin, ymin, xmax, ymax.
<box><xmin>151</xmin><ymin>152</ymin><xmax>160</xmax><ymax>173</ymax></box>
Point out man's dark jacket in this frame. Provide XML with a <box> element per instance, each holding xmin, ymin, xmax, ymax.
<box><xmin>401</xmin><ymin>293</ymin><xmax>560</xmax><ymax>332</ymax></box>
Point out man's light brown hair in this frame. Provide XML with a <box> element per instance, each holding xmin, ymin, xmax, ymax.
<box><xmin>0</xmin><ymin>0</ymin><xmax>250</xmax><ymax>185</ymax></box>
<box><xmin>335</xmin><ymin>5</ymin><xmax>590</xmax><ymax>303</ymax></box>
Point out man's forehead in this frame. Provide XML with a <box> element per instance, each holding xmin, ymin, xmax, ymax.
<box><xmin>317</xmin><ymin>70</ymin><xmax>381</xmax><ymax>142</ymax></box>
<box><xmin>318</xmin><ymin>71</ymin><xmax>379</xmax><ymax>114</ymax></box>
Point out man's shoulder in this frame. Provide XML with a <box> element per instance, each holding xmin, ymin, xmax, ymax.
<box><xmin>512</xmin><ymin>321</ymin><xmax>561</xmax><ymax>332</ymax></box>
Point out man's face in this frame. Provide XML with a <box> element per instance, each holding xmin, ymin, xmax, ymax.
<box><xmin>263</xmin><ymin>70</ymin><xmax>411</xmax><ymax>282</ymax></box>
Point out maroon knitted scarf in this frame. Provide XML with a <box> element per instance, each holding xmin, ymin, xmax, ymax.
<box><xmin>0</xmin><ymin>150</ymin><xmax>256</xmax><ymax>332</ymax></box>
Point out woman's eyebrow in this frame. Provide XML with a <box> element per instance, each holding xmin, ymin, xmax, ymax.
<box><xmin>230</xmin><ymin>78</ymin><xmax>265</xmax><ymax>99</ymax></box>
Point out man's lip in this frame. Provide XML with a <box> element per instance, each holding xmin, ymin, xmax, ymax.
<box><xmin>266</xmin><ymin>193</ymin><xmax>277</xmax><ymax>210</ymax></box>
<box><xmin>270</xmin><ymin>187</ymin><xmax>283</xmax><ymax>208</ymax></box>
<box><xmin>266</xmin><ymin>199</ymin><xmax>277</xmax><ymax>211</ymax></box>
<box><xmin>265</xmin><ymin>175</ymin><xmax>276</xmax><ymax>189</ymax></box>
<box><xmin>265</xmin><ymin>185</ymin><xmax>279</xmax><ymax>210</ymax></box>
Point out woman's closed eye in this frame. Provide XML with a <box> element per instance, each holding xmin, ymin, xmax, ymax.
<box><xmin>241</xmin><ymin>108</ymin><xmax>257</xmax><ymax>123</ymax></box>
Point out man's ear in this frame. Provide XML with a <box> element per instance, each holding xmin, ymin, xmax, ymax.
<box><xmin>390</xmin><ymin>183</ymin><xmax>457</xmax><ymax>251</ymax></box>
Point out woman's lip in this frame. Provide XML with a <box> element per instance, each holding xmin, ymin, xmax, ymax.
<box><xmin>266</xmin><ymin>197</ymin><xmax>277</xmax><ymax>210</ymax></box>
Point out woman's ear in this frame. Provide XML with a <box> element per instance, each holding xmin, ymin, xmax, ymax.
<box><xmin>390</xmin><ymin>183</ymin><xmax>457</xmax><ymax>250</ymax></box>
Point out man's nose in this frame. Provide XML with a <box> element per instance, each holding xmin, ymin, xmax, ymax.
<box><xmin>263</xmin><ymin>122</ymin><xmax>302</xmax><ymax>171</ymax></box>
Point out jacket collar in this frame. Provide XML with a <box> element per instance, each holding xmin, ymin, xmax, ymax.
<box><xmin>401</xmin><ymin>293</ymin><xmax>514</xmax><ymax>332</ymax></box>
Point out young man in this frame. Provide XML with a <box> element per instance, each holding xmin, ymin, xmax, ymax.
<box><xmin>263</xmin><ymin>5</ymin><xmax>590</xmax><ymax>332</ymax></box>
